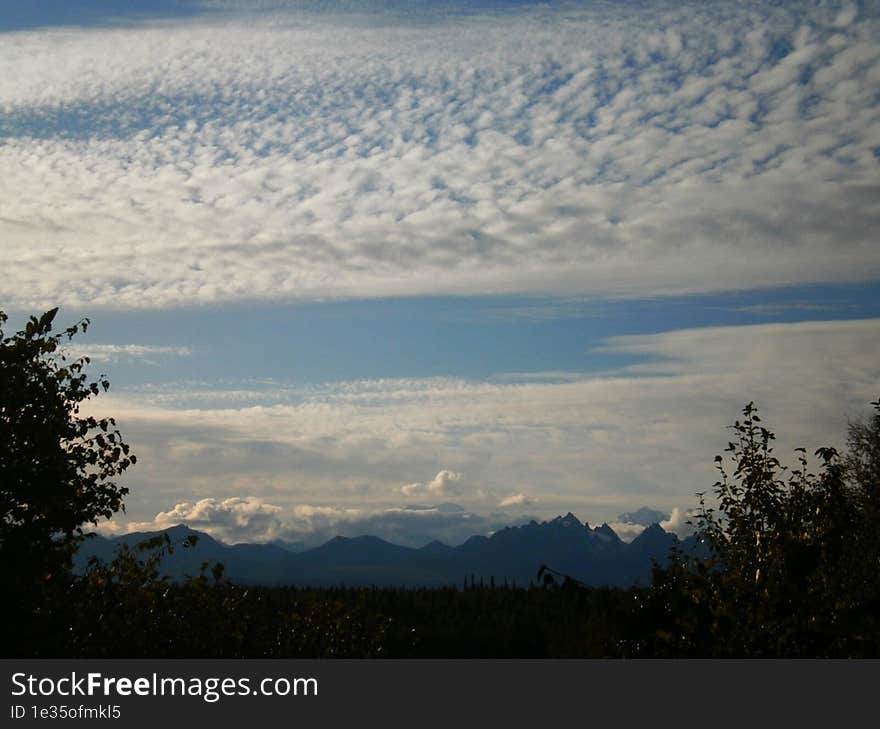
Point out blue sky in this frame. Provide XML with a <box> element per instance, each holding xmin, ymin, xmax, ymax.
<box><xmin>2</xmin><ymin>1</ymin><xmax>879</xmax><ymax>546</ymax></box>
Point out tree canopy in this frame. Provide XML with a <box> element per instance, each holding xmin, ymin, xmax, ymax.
<box><xmin>639</xmin><ymin>400</ymin><xmax>880</xmax><ymax>657</ymax></box>
<box><xmin>0</xmin><ymin>308</ymin><xmax>135</xmax><ymax>596</ymax></box>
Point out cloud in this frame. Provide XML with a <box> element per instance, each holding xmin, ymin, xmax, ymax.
<box><xmin>69</xmin><ymin>343</ymin><xmax>193</xmax><ymax>364</ymax></box>
<box><xmin>83</xmin><ymin>318</ymin><xmax>880</xmax><ymax>529</ymax></box>
<box><xmin>401</xmin><ymin>470</ymin><xmax>463</xmax><ymax>497</ymax></box>
<box><xmin>616</xmin><ymin>507</ymin><xmax>669</xmax><ymax>527</ymax></box>
<box><xmin>127</xmin><ymin>496</ymin><xmax>284</xmax><ymax>543</ymax></box>
<box><xmin>660</xmin><ymin>507</ymin><xmax>695</xmax><ymax>540</ymax></box>
<box><xmin>724</xmin><ymin>302</ymin><xmax>855</xmax><ymax>316</ymax></box>
<box><xmin>604</xmin><ymin>522</ymin><xmax>648</xmax><ymax>544</ymax></box>
<box><xmin>118</xmin><ymin>495</ymin><xmax>522</xmax><ymax>547</ymax></box>
<box><xmin>498</xmin><ymin>493</ymin><xmax>536</xmax><ymax>507</ymax></box>
<box><xmin>2</xmin><ymin>2</ymin><xmax>879</xmax><ymax>309</ymax></box>
<box><xmin>608</xmin><ymin>506</ymin><xmax>693</xmax><ymax>541</ymax></box>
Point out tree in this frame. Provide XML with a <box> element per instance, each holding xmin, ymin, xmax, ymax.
<box><xmin>0</xmin><ymin>308</ymin><xmax>135</xmax><ymax>631</ymax></box>
<box><xmin>637</xmin><ymin>400</ymin><xmax>880</xmax><ymax>657</ymax></box>
<box><xmin>844</xmin><ymin>399</ymin><xmax>880</xmax><ymax>508</ymax></box>
<box><xmin>839</xmin><ymin>399</ymin><xmax>880</xmax><ymax>643</ymax></box>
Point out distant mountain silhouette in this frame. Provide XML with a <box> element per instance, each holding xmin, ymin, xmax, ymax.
<box><xmin>76</xmin><ymin>514</ymin><xmax>702</xmax><ymax>588</ymax></box>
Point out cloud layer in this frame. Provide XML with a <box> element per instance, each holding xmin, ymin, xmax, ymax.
<box><xmin>114</xmin><ymin>495</ymin><xmax>526</xmax><ymax>548</ymax></box>
<box><xmin>2</xmin><ymin>1</ymin><xmax>879</xmax><ymax>308</ymax></box>
<box><xmin>87</xmin><ymin>318</ymin><xmax>880</xmax><ymax>529</ymax></box>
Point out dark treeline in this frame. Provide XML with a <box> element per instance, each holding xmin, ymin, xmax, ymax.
<box><xmin>3</xmin><ymin>309</ymin><xmax>879</xmax><ymax>658</ymax></box>
<box><xmin>33</xmin><ymin>574</ymin><xmax>643</xmax><ymax>658</ymax></box>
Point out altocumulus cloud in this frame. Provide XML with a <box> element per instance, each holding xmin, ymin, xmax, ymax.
<box><xmin>2</xmin><ymin>1</ymin><xmax>879</xmax><ymax>309</ymax></box>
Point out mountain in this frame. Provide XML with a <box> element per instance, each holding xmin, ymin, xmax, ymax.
<box><xmin>617</xmin><ymin>507</ymin><xmax>669</xmax><ymax>526</ymax></box>
<box><xmin>266</xmin><ymin>538</ymin><xmax>308</xmax><ymax>553</ymax></box>
<box><xmin>76</xmin><ymin>515</ymin><xmax>687</xmax><ymax>588</ymax></box>
<box><xmin>75</xmin><ymin>525</ymin><xmax>292</xmax><ymax>584</ymax></box>
<box><xmin>628</xmin><ymin>522</ymin><xmax>677</xmax><ymax>554</ymax></box>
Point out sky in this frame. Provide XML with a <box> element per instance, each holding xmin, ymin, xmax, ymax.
<box><xmin>2</xmin><ymin>0</ymin><xmax>879</xmax><ymax>547</ymax></box>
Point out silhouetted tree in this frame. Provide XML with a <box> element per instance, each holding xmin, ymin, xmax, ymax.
<box><xmin>1</xmin><ymin>308</ymin><xmax>135</xmax><ymax>650</ymax></box>
<box><xmin>638</xmin><ymin>401</ymin><xmax>880</xmax><ymax>657</ymax></box>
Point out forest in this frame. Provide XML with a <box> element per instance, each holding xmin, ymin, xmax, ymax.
<box><xmin>2</xmin><ymin>308</ymin><xmax>878</xmax><ymax>658</ymax></box>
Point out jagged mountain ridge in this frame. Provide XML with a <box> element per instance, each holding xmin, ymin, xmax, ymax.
<box><xmin>75</xmin><ymin>514</ymin><xmax>698</xmax><ymax>588</ymax></box>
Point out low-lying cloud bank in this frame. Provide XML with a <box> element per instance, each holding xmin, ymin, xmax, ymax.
<box><xmin>101</xmin><ymin>496</ymin><xmax>533</xmax><ymax>548</ymax></box>
<box><xmin>98</xmin><ymin>494</ymin><xmax>690</xmax><ymax>548</ymax></box>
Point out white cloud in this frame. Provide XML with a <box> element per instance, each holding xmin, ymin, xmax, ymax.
<box><xmin>660</xmin><ymin>508</ymin><xmax>696</xmax><ymax>540</ymax></box>
<box><xmin>1</xmin><ymin>2</ymin><xmax>878</xmax><ymax>309</ymax></box>
<box><xmin>69</xmin><ymin>343</ymin><xmax>193</xmax><ymax>364</ymax></box>
<box><xmin>116</xmin><ymin>495</ymin><xmax>519</xmax><ymax>547</ymax></box>
<box><xmin>498</xmin><ymin>493</ymin><xmax>536</xmax><ymax>507</ymax></box>
<box><xmin>607</xmin><ymin>506</ymin><xmax>694</xmax><ymax>541</ymax></box>
<box><xmin>604</xmin><ymin>522</ymin><xmax>647</xmax><ymax>543</ymax></box>
<box><xmin>401</xmin><ymin>469</ymin><xmax>463</xmax><ymax>497</ymax></box>
<box><xmin>127</xmin><ymin>496</ymin><xmax>284</xmax><ymax>542</ymax></box>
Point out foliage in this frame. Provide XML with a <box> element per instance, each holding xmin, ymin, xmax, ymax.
<box><xmin>1</xmin><ymin>308</ymin><xmax>134</xmax><ymax>653</ymax></box>
<box><xmin>636</xmin><ymin>401</ymin><xmax>880</xmax><ymax>657</ymax></box>
<box><xmin>26</xmin><ymin>558</ymin><xmax>639</xmax><ymax>658</ymax></box>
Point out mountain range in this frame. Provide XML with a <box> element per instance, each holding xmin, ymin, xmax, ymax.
<box><xmin>75</xmin><ymin>514</ymin><xmax>704</xmax><ymax>588</ymax></box>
